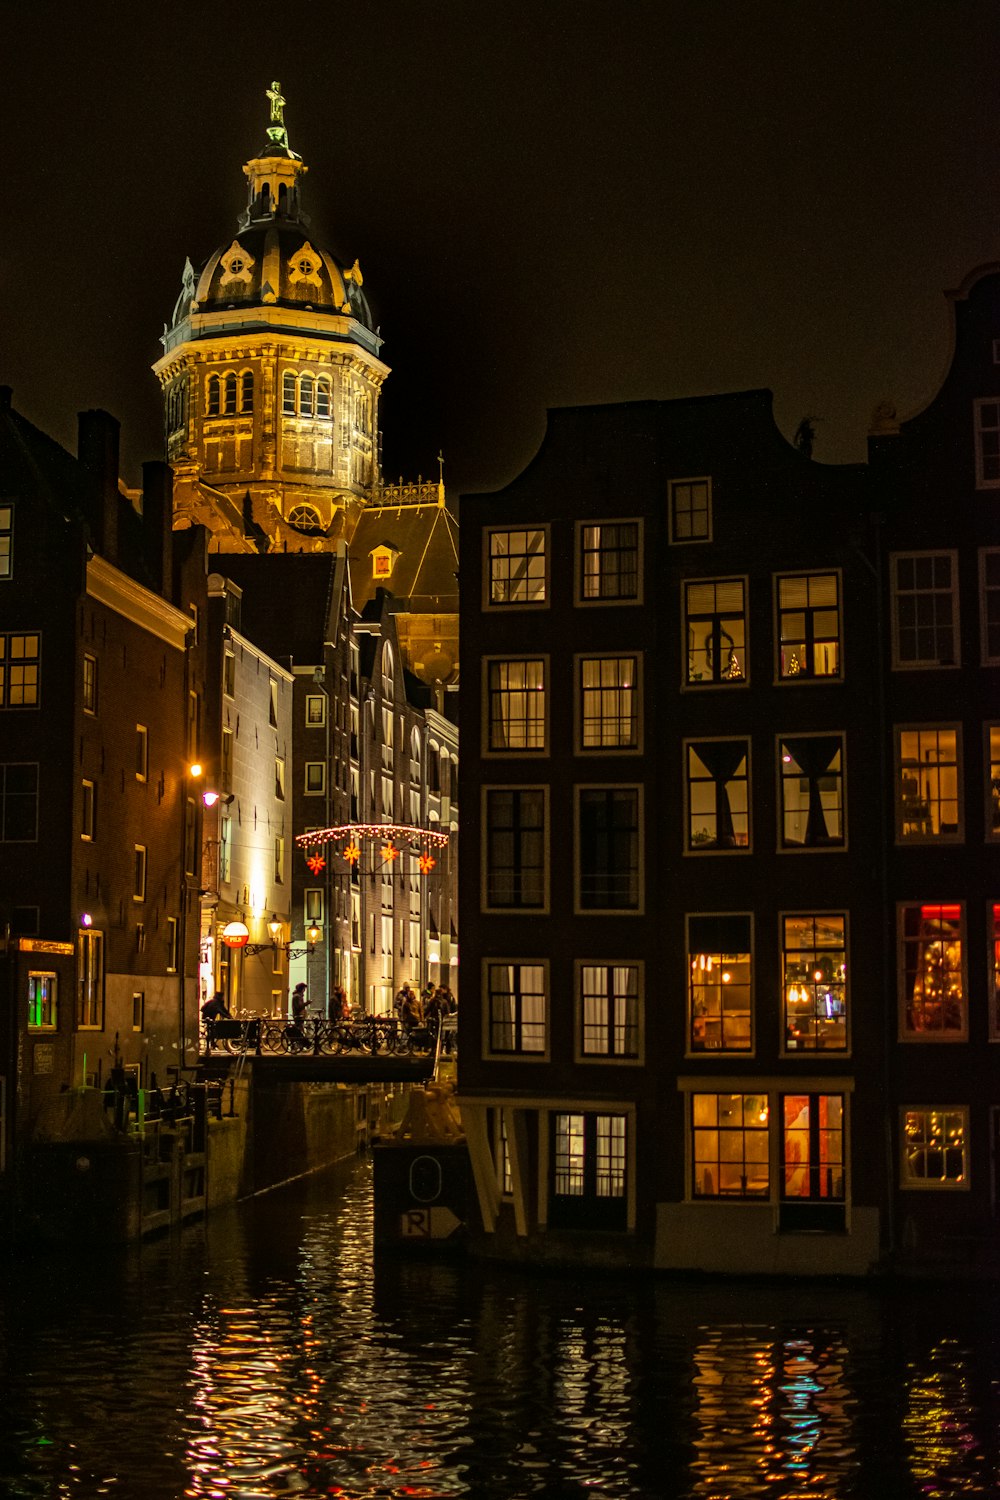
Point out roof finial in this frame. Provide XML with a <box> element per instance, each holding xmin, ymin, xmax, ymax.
<box><xmin>265</xmin><ymin>80</ymin><xmax>289</xmax><ymax>149</ymax></box>
<box><xmin>437</xmin><ymin>450</ymin><xmax>445</xmax><ymax>506</ymax></box>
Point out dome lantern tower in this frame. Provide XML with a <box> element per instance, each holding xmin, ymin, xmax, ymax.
<box><xmin>240</xmin><ymin>81</ymin><xmax>309</xmax><ymax>229</ymax></box>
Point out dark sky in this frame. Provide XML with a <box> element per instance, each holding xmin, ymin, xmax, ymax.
<box><xmin>3</xmin><ymin>1</ymin><xmax>998</xmax><ymax>494</ymax></box>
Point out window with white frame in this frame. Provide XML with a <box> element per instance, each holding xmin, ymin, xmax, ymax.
<box><xmin>896</xmin><ymin>726</ymin><xmax>961</xmax><ymax>841</ymax></box>
<box><xmin>132</xmin><ymin>991</ymin><xmax>145</xmax><ymax>1032</ymax></box>
<box><xmin>899</xmin><ymin>902</ymin><xmax>966</xmax><ymax>1039</ymax></box>
<box><xmin>991</xmin><ymin>903</ymin><xmax>1000</xmax><ymax>1040</ymax></box>
<box><xmin>901</xmin><ymin>1107</ymin><xmax>968</xmax><ymax>1187</ymax></box>
<box><xmin>578</xmin><ymin>962</ymin><xmax>641</xmax><ymax>1059</ymax></box>
<box><xmin>305</xmin><ymin>762</ymin><xmax>326</xmax><ymax>795</ymax></box>
<box><xmin>274</xmin><ymin>836</ymin><xmax>284</xmax><ymax>883</ymax></box>
<box><xmin>892</xmin><ymin>552</ymin><xmax>958</xmax><ymax>668</ymax></box>
<box><xmin>684</xmin><ymin>579</ymin><xmax>746</xmax><ymax>684</ymax></box>
<box><xmin>221</xmin><ymin>727</ymin><xmax>234</xmax><ymax>791</ymax></box>
<box><xmin>223</xmin><ymin>651</ymin><xmax>235</xmax><ymax>698</ymax></box>
<box><xmin>135</xmin><ymin>724</ymin><xmax>148</xmax><ymax>782</ymax></box>
<box><xmin>776</xmin><ymin>572</ymin><xmax>841</xmax><ymax>679</ymax></box>
<box><xmin>219</xmin><ymin>814</ymin><xmax>231</xmax><ymax>883</ymax></box>
<box><xmin>974</xmin><ymin>398</ymin><xmax>1000</xmax><ymax>489</ymax></box>
<box><xmin>133</xmin><ymin>845</ymin><xmax>147</xmax><ymax>902</ymax></box>
<box><xmin>486</xmin><ymin>658</ymin><xmax>546</xmax><ymax>752</ymax></box>
<box><xmin>306</xmin><ymin>693</ymin><xmax>325</xmax><ymax>727</ymax></box>
<box><xmin>669</xmin><ymin>477</ymin><xmax>712</xmax><ymax>543</ymax></box>
<box><xmin>0</xmin><ymin>632</ymin><xmax>39</xmax><ymax>707</ymax></box>
<box><xmin>578</xmin><ymin>521</ymin><xmax>641</xmax><ymax>602</ymax></box>
<box><xmin>166</xmin><ymin>916</ymin><xmax>178</xmax><ymax>973</ymax></box>
<box><xmin>550</xmin><ymin>1113</ymin><xmax>627</xmax><ymax>1226</ymax></box>
<box><xmin>486</xmin><ymin>961</ymin><xmax>547</xmax><ymax>1055</ymax></box>
<box><xmin>77</xmin><ymin>928</ymin><xmax>104</xmax><ymax>1028</ymax></box>
<box><xmin>685</xmin><ymin>739</ymin><xmax>750</xmax><ymax>851</ymax></box>
<box><xmin>269</xmin><ymin>679</ymin><xmax>278</xmax><ymax>728</ymax></box>
<box><xmin>304</xmin><ymin>888</ymin><xmax>324</xmax><ymax>926</ymax></box>
<box><xmin>484</xmin><ymin>787</ymin><xmax>546</xmax><ymax>909</ymax></box>
<box><xmin>81</xmin><ymin>779</ymin><xmax>95</xmax><ymax>841</ymax></box>
<box><xmin>207</xmin><ymin>370</ymin><xmax>254</xmax><ymax>418</ymax></box>
<box><xmin>691</xmin><ymin>1093</ymin><xmax>770</xmax><ymax>1198</ymax></box>
<box><xmin>282</xmin><ymin>370</ymin><xmax>332</xmax><ymax>419</ymax></box>
<box><xmin>577</xmin><ymin>786</ymin><xmax>641</xmax><ymax>911</ymax></box>
<box><xmin>782</xmin><ymin>913</ymin><xmax>847</xmax><ymax>1052</ymax></box>
<box><xmin>487</xmin><ymin>528</ymin><xmax>547</xmax><ymax>606</ymax></box>
<box><xmin>980</xmin><ymin>549</ymin><xmax>1000</xmax><ymax>663</ymax></box>
<box><xmin>578</xmin><ymin>655</ymin><xmax>640</xmax><ymax>750</ymax></box>
<box><xmin>0</xmin><ymin>503</ymin><xmax>12</xmax><ymax>578</ymax></box>
<box><xmin>687</xmin><ymin>914</ymin><xmax>752</xmax><ymax>1053</ymax></box>
<box><xmin>82</xmin><ymin>653</ymin><xmax>98</xmax><ymax>714</ymax></box>
<box><xmin>778</xmin><ymin>734</ymin><xmax>844</xmax><ymax>848</ymax></box>
<box><xmin>27</xmin><ymin>971</ymin><xmax>57</xmax><ymax>1030</ymax></box>
<box><xmin>275</xmin><ymin>757</ymin><xmax>285</xmax><ymax>800</ymax></box>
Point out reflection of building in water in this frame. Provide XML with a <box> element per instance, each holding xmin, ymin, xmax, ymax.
<box><xmin>903</xmin><ymin>1340</ymin><xmax>982</xmax><ymax>1494</ymax></box>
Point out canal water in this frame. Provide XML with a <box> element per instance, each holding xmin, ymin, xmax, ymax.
<box><xmin>2</xmin><ymin>1155</ymin><xmax>999</xmax><ymax>1499</ymax></box>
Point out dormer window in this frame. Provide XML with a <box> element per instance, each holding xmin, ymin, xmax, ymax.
<box><xmin>219</xmin><ymin>241</ymin><xmax>255</xmax><ymax>287</ymax></box>
<box><xmin>371</xmin><ymin>544</ymin><xmax>400</xmax><ymax>581</ymax></box>
<box><xmin>287</xmin><ymin>242</ymin><xmax>321</xmax><ymax>286</ymax></box>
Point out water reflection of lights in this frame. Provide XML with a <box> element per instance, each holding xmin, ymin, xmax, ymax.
<box><xmin>903</xmin><ymin>1338</ymin><xmax>987</xmax><ymax>1497</ymax></box>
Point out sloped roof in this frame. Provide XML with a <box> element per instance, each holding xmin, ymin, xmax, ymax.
<box><xmin>217</xmin><ymin>549</ymin><xmax>347</xmax><ymax>664</ymax></box>
<box><xmin>0</xmin><ymin>388</ymin><xmax>88</xmax><ymax>524</ymax></box>
<box><xmin>348</xmin><ymin>501</ymin><xmax>459</xmax><ymax>613</ymax></box>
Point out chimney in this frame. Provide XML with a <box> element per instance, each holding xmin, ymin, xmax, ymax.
<box><xmin>142</xmin><ymin>461</ymin><xmax>174</xmax><ymax>599</ymax></box>
<box><xmin>77</xmin><ymin>410</ymin><xmax>121</xmax><ymax>562</ymax></box>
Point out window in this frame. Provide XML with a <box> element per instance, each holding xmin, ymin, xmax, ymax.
<box><xmin>223</xmin><ymin>650</ymin><xmax>235</xmax><ymax>698</ymax></box>
<box><xmin>980</xmin><ymin>549</ymin><xmax>1000</xmax><ymax>663</ymax></box>
<box><xmin>207</xmin><ymin>373</ymin><xmax>222</xmax><ymax>417</ymax></box>
<box><xmin>778</xmin><ymin>734</ymin><xmax>844</xmax><ymax>848</ymax></box>
<box><xmin>669</xmin><ymin>477</ymin><xmax>712</xmax><ymax>543</ymax></box>
<box><xmin>166</xmin><ymin>917</ymin><xmax>178</xmax><ymax>973</ymax></box>
<box><xmin>268</xmin><ymin>679</ymin><xmax>278</xmax><ymax>728</ymax></box>
<box><xmin>275</xmin><ymin>757</ymin><xmax>285</xmax><ymax>800</ymax></box>
<box><xmin>315</xmin><ymin>377</ymin><xmax>332</xmax><ymax>418</ymax></box>
<box><xmin>550</xmin><ymin>1113</ymin><xmax>627</xmax><ymax>1229</ymax></box>
<box><xmin>0</xmin><ymin>632</ymin><xmax>39</xmax><ymax>707</ymax></box>
<box><xmin>133</xmin><ymin>845</ymin><xmax>147</xmax><ymax>902</ymax></box>
<box><xmin>184</xmin><ymin>798</ymin><xmax>197</xmax><ymax>876</ymax></box>
<box><xmin>685</xmin><ymin>739</ymin><xmax>750</xmax><ymax>851</ymax></box>
<box><xmin>82</xmin><ymin>653</ymin><xmax>98</xmax><ymax>714</ymax></box>
<box><xmin>27</xmin><ymin>971</ymin><xmax>57</xmax><ymax>1030</ymax></box>
<box><xmin>77</xmin><ymin>928</ymin><xmax>104</xmax><ymax>1028</ymax></box>
<box><xmin>486</xmin><ymin>658</ymin><xmax>546</xmax><ymax>752</ymax></box>
<box><xmin>81</xmin><ymin>779</ymin><xmax>95</xmax><ymax>841</ymax></box>
<box><xmin>776</xmin><ymin>572</ymin><xmax>841</xmax><ymax>679</ymax></box>
<box><xmin>219</xmin><ymin>814</ymin><xmax>231</xmax><ymax>883</ymax></box>
<box><xmin>240</xmin><ymin>370</ymin><xmax>253</xmax><ymax>414</ymax></box>
<box><xmin>132</xmin><ymin>991</ymin><xmax>145</xmax><ymax>1031</ymax></box>
<box><xmin>687</xmin><ymin>914</ymin><xmax>752</xmax><ymax>1052</ymax></box>
<box><xmin>0</xmin><ymin>763</ymin><xmax>38</xmax><ymax>842</ymax></box>
<box><xmin>691</xmin><ymin>1094</ymin><xmax>769</xmax><ymax>1198</ymax></box>
<box><xmin>486</xmin><ymin>961</ymin><xmax>547</xmax><ymax>1055</ymax></box>
<box><xmin>187</xmin><ymin>690</ymin><xmax>199</xmax><ymax>759</ymax></box>
<box><xmin>988</xmin><ymin>727</ymin><xmax>1000</xmax><ymax>840</ymax></box>
<box><xmin>0</xmin><ymin>503</ymin><xmax>12</xmax><ymax>578</ymax></box>
<box><xmin>305</xmin><ymin>888</ymin><xmax>324</xmax><ymax>926</ymax></box>
<box><xmin>578</xmin><ymin>521</ymin><xmax>641</xmax><ymax>602</ymax></box>
<box><xmin>974</xmin><ymin>398</ymin><xmax>1000</xmax><ymax>489</ymax></box>
<box><xmin>892</xmin><ymin>552</ymin><xmax>958</xmax><ymax>668</ymax></box>
<box><xmin>992</xmin><ymin>904</ymin><xmax>1000</xmax><ymax>1040</ymax></box>
<box><xmin>896</xmin><ymin>726</ymin><xmax>961</xmax><ymax>841</ymax></box>
<box><xmin>578</xmin><ymin>963</ymin><xmax>641</xmax><ymax>1060</ymax></box>
<box><xmin>274</xmin><ymin>836</ymin><xmax>285</xmax><ymax>882</ymax></box>
<box><xmin>305</xmin><ymin>762</ymin><xmax>326</xmax><ymax>795</ymax></box>
<box><xmin>578</xmin><ymin>655</ymin><xmax>640</xmax><ymax>751</ymax></box>
<box><xmin>487</xmin><ymin>528</ymin><xmax>547</xmax><ymax>606</ymax></box>
<box><xmin>900</xmin><ymin>903</ymin><xmax>966</xmax><ymax>1039</ymax></box>
<box><xmin>577</xmin><ymin>786</ymin><xmax>641</xmax><ymax>911</ymax></box>
<box><xmin>221</xmin><ymin>727</ymin><xmax>234</xmax><ymax>791</ymax></box>
<box><xmin>135</xmin><ymin>724</ymin><xmax>148</xmax><ymax>782</ymax></box>
<box><xmin>299</xmin><ymin>376</ymin><xmax>315</xmax><ymax>417</ymax></box>
<box><xmin>782</xmin><ymin>914</ymin><xmax>847</xmax><ymax>1052</ymax></box>
<box><xmin>484</xmin><ymin>788</ymin><xmax>546</xmax><ymax>910</ymax></box>
<box><xmin>901</xmin><ymin>1108</ymin><xmax>968</xmax><ymax>1188</ymax></box>
<box><xmin>684</xmin><ymin>579</ymin><xmax>746</xmax><ymax>684</ymax></box>
<box><xmin>305</xmin><ymin>693</ymin><xmax>326</xmax><ymax>727</ymax></box>
<box><xmin>781</xmin><ymin>1094</ymin><xmax>845</xmax><ymax>1205</ymax></box>
<box><xmin>281</xmin><ymin>371</ymin><xmax>331</xmax><ymax>418</ymax></box>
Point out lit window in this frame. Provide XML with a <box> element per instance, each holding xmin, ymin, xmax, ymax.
<box><xmin>275</xmin><ymin>836</ymin><xmax>284</xmax><ymax>883</ymax></box>
<box><xmin>901</xmin><ymin>1108</ymin><xmax>968</xmax><ymax>1187</ymax></box>
<box><xmin>896</xmin><ymin>726</ymin><xmax>961</xmax><ymax>841</ymax></box>
<box><xmin>684</xmin><ymin>579</ymin><xmax>746</xmax><ymax>685</ymax></box>
<box><xmin>486</xmin><ymin>962</ymin><xmax>547</xmax><ymax>1054</ymax></box>
<box><xmin>892</xmin><ymin>552</ymin><xmax>958</xmax><ymax>668</ymax></box>
<box><xmin>578</xmin><ymin>963</ymin><xmax>641</xmax><ymax>1059</ymax></box>
<box><xmin>0</xmin><ymin>633</ymin><xmax>40</xmax><ymax>707</ymax></box>
<box><xmin>315</xmin><ymin>378</ymin><xmax>332</xmax><ymax>419</ymax></box>
<box><xmin>223</xmin><ymin>651</ymin><xmax>235</xmax><ymax>698</ymax></box>
<box><xmin>305</xmin><ymin>761</ymin><xmax>326</xmax><ymax>795</ymax></box>
<box><xmin>782</xmin><ymin>913</ymin><xmax>847</xmax><ymax>1052</ymax></box>
<box><xmin>81</xmin><ymin>779</ymin><xmax>95</xmax><ymax>841</ymax></box>
<box><xmin>0</xmin><ymin>763</ymin><xmax>38</xmax><ymax>842</ymax></box>
<box><xmin>781</xmin><ymin>1094</ymin><xmax>845</xmax><ymax>1203</ymax></box>
<box><xmin>576</xmin><ymin>786</ymin><xmax>641</xmax><ymax>911</ymax></box>
<box><xmin>550</xmin><ymin>1113</ymin><xmax>627</xmax><ymax>1229</ymax></box>
<box><xmin>282</xmin><ymin>371</ymin><xmax>296</xmax><ymax>415</ymax></box>
<box><xmin>578</xmin><ymin>655</ymin><xmax>639</xmax><ymax>750</ymax></box>
<box><xmin>240</xmin><ymin>370</ymin><xmax>254</xmax><ymax>414</ymax></box>
<box><xmin>980</xmin><ymin>549</ymin><xmax>1000</xmax><ymax>663</ymax></box>
<box><xmin>488</xmin><ymin>528</ymin><xmax>547</xmax><ymax>606</ymax></box>
<box><xmin>484</xmin><ymin>787</ymin><xmax>546</xmax><ymax>910</ymax></box>
<box><xmin>685</xmin><ymin>739</ymin><xmax>750</xmax><ymax>851</ymax></box>
<box><xmin>221</xmin><ymin>727</ymin><xmax>234</xmax><ymax>792</ymax></box>
<box><xmin>578</xmin><ymin>522</ymin><xmax>641</xmax><ymax>602</ymax></box>
<box><xmin>82</xmin><ymin>654</ymin><xmax>98</xmax><ymax>715</ymax></box>
<box><xmin>990</xmin><ymin>903</ymin><xmax>1000</xmax><ymax>1039</ymax></box>
<box><xmin>305</xmin><ymin>693</ymin><xmax>325</xmax><ymax>727</ymax></box>
<box><xmin>206</xmin><ymin>374</ymin><xmax>221</xmax><ymax>417</ymax></box>
<box><xmin>669</xmin><ymin>477</ymin><xmax>712</xmax><ymax>543</ymax></box>
<box><xmin>275</xmin><ymin>757</ymin><xmax>285</xmax><ymax>800</ymax></box>
<box><xmin>135</xmin><ymin>724</ymin><xmax>148</xmax><ymax>782</ymax></box>
<box><xmin>778</xmin><ymin>734</ymin><xmax>844</xmax><ymax>848</ymax></box>
<box><xmin>687</xmin><ymin>914</ymin><xmax>752</xmax><ymax>1052</ymax></box>
<box><xmin>299</xmin><ymin>375</ymin><xmax>315</xmax><ymax>417</ymax></box>
<box><xmin>223</xmin><ymin>372</ymin><xmax>237</xmax><ymax>416</ymax></box>
<box><xmin>776</xmin><ymin>572</ymin><xmax>841</xmax><ymax>679</ymax></box>
<box><xmin>974</xmin><ymin>398</ymin><xmax>1000</xmax><ymax>489</ymax></box>
<box><xmin>691</xmin><ymin>1094</ymin><xmax>769</xmax><ymax>1198</ymax></box>
<box><xmin>133</xmin><ymin>845</ymin><xmax>147</xmax><ymax>902</ymax></box>
<box><xmin>269</xmin><ymin>679</ymin><xmax>278</xmax><ymax>727</ymax></box>
<box><xmin>166</xmin><ymin>917</ymin><xmax>178</xmax><ymax>974</ymax></box>
<box><xmin>487</xmin><ymin>658</ymin><xmax>546</xmax><ymax>751</ymax></box>
<box><xmin>899</xmin><ymin>902</ymin><xmax>966</xmax><ymax>1039</ymax></box>
<box><xmin>77</xmin><ymin>928</ymin><xmax>104</xmax><ymax>1028</ymax></box>
<box><xmin>304</xmin><ymin>889</ymin><xmax>324</xmax><ymax>924</ymax></box>
<box><xmin>0</xmin><ymin>504</ymin><xmax>12</xmax><ymax>579</ymax></box>
<box><xmin>27</xmin><ymin>971</ymin><xmax>57</xmax><ymax>1030</ymax></box>
<box><xmin>219</xmin><ymin>815</ymin><xmax>232</xmax><ymax>883</ymax></box>
<box><xmin>132</xmin><ymin>991</ymin><xmax>145</xmax><ymax>1032</ymax></box>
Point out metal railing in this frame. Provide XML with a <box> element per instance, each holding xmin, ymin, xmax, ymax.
<box><xmin>203</xmin><ymin>1014</ymin><xmax>443</xmax><ymax>1059</ymax></box>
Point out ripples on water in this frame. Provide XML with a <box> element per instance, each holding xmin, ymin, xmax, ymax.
<box><xmin>1</xmin><ymin>1157</ymin><xmax>999</xmax><ymax>1499</ymax></box>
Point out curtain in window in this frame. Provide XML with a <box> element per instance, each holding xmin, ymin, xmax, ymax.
<box><xmin>691</xmin><ymin>740</ymin><xmax>746</xmax><ymax>847</ymax></box>
<box><xmin>782</xmin><ymin>736</ymin><xmax>842</xmax><ymax>845</ymax></box>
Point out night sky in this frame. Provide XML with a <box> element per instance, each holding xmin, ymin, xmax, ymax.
<box><xmin>4</xmin><ymin>2</ymin><xmax>998</xmax><ymax>495</ymax></box>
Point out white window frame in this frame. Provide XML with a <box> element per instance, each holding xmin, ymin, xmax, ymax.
<box><xmin>482</xmin><ymin>958</ymin><xmax>550</xmax><ymax>1061</ymax></box>
<box><xmin>483</xmin><ymin>525</ymin><xmax>549</xmax><ymax>610</ymax></box>
<box><xmin>773</xmin><ymin>569</ymin><xmax>843</xmax><ymax>682</ymax></box>
<box><xmin>575</xmin><ymin>652</ymin><xmax>642</xmax><ymax>754</ymax></box>
<box><xmin>668</xmin><ymin>477</ymin><xmax>713</xmax><ymax>544</ymax></box>
<box><xmin>890</xmin><ymin>550</ymin><xmax>959</xmax><ymax>670</ymax></box>
<box><xmin>979</xmin><ymin>548</ymin><xmax>1000</xmax><ymax>665</ymax></box>
<box><xmin>574</xmin><ymin>959</ymin><xmax>644</xmax><ymax>1065</ymax></box>
<box><xmin>304</xmin><ymin>761</ymin><xmax>326</xmax><ymax>795</ymax></box>
<box><xmin>483</xmin><ymin>655</ymin><xmax>548</xmax><ymax>756</ymax></box>
<box><xmin>974</xmin><ymin>397</ymin><xmax>1000</xmax><ymax>490</ymax></box>
<box><xmin>575</xmin><ymin>518</ymin><xmax>643</xmax><ymax>605</ymax></box>
<box><xmin>894</xmin><ymin>724</ymin><xmax>963</xmax><ymax>844</ymax></box>
<box><xmin>898</xmin><ymin>901</ymin><xmax>967</xmax><ymax>1043</ymax></box>
<box><xmin>305</xmin><ymin>693</ymin><xmax>326</xmax><ymax>727</ymax></box>
<box><xmin>900</xmin><ymin>1106</ymin><xmax>970</xmax><ymax>1189</ymax></box>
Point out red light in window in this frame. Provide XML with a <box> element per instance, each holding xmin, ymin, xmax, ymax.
<box><xmin>920</xmin><ymin>904</ymin><xmax>961</xmax><ymax>921</ymax></box>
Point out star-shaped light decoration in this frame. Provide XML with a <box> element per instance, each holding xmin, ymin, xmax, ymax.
<box><xmin>418</xmin><ymin>852</ymin><xmax>436</xmax><ymax>873</ymax></box>
<box><xmin>380</xmin><ymin>842</ymin><xmax>400</xmax><ymax>864</ymax></box>
<box><xmin>306</xmin><ymin>852</ymin><xmax>327</xmax><ymax>875</ymax></box>
<box><xmin>343</xmin><ymin>842</ymin><xmax>361</xmax><ymax>865</ymax></box>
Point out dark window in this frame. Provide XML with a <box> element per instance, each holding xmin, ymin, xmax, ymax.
<box><xmin>580</xmin><ymin>522</ymin><xmax>640</xmax><ymax>601</ymax></box>
<box><xmin>485</xmin><ymin>789</ymin><xmax>546</xmax><ymax>908</ymax></box>
<box><xmin>0</xmin><ymin>503</ymin><xmax>12</xmax><ymax>579</ymax></box>
<box><xmin>578</xmin><ymin>787</ymin><xmax>640</xmax><ymax>910</ymax></box>
<box><xmin>240</xmin><ymin>371</ymin><xmax>254</xmax><ymax>414</ymax></box>
<box><xmin>893</xmin><ymin>553</ymin><xmax>957</xmax><ymax>667</ymax></box>
<box><xmin>0</xmin><ymin>763</ymin><xmax>38</xmax><ymax>841</ymax></box>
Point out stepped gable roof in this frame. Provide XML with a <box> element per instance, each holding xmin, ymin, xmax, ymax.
<box><xmin>218</xmin><ymin>550</ymin><xmax>345</xmax><ymax>664</ymax></box>
<box><xmin>349</xmin><ymin>500</ymin><xmax>459</xmax><ymax>613</ymax></box>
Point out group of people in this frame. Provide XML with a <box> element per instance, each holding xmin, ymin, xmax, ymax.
<box><xmin>392</xmin><ymin>982</ymin><xmax>457</xmax><ymax>1040</ymax></box>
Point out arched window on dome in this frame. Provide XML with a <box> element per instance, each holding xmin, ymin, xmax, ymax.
<box><xmin>299</xmin><ymin>376</ymin><xmax>315</xmax><ymax>418</ymax></box>
<box><xmin>223</xmin><ymin>373</ymin><xmax>238</xmax><ymax>416</ymax></box>
<box><xmin>316</xmin><ymin>377</ymin><xmax>332</xmax><ymax>419</ymax></box>
<box><xmin>240</xmin><ymin>371</ymin><xmax>254</xmax><ymax>414</ymax></box>
<box><xmin>206</xmin><ymin>374</ymin><xmax>222</xmax><ymax>418</ymax></box>
<box><xmin>282</xmin><ymin>372</ymin><xmax>296</xmax><ymax>416</ymax></box>
<box><xmin>287</xmin><ymin>505</ymin><xmax>323</xmax><ymax>533</ymax></box>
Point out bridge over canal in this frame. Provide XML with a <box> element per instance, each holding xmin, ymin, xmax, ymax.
<box><xmin>200</xmin><ymin>1014</ymin><xmax>446</xmax><ymax>1086</ymax></box>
